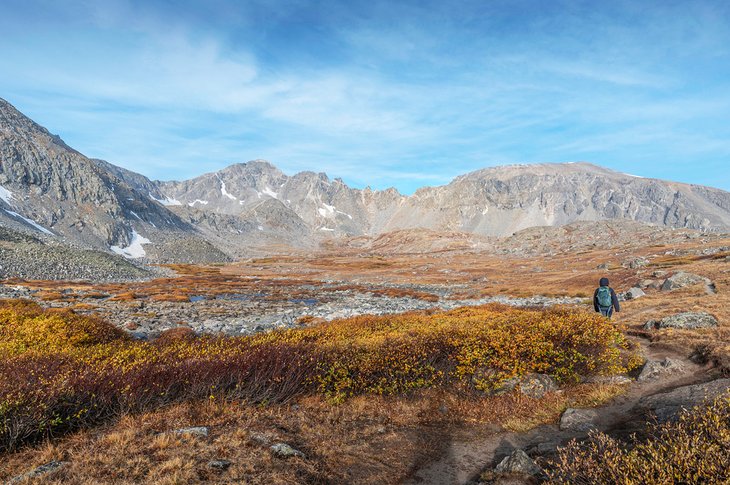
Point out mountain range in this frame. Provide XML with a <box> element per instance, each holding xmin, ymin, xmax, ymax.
<box><xmin>2</xmin><ymin>96</ymin><xmax>730</xmax><ymax>263</ymax></box>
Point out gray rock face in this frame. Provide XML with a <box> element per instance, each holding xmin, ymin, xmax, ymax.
<box><xmin>661</xmin><ymin>272</ymin><xmax>711</xmax><ymax>291</ymax></box>
<box><xmin>644</xmin><ymin>312</ymin><xmax>718</xmax><ymax>330</ymax></box>
<box><xmin>494</xmin><ymin>449</ymin><xmax>541</xmax><ymax>476</ymax></box>
<box><xmin>0</xmin><ymin>98</ymin><xmax>227</xmax><ymax>264</ymax></box>
<box><xmin>637</xmin><ymin>358</ymin><xmax>686</xmax><ymax>382</ymax></box>
<box><xmin>559</xmin><ymin>408</ymin><xmax>598</xmax><ymax>432</ymax></box>
<box><xmin>638</xmin><ymin>378</ymin><xmax>730</xmax><ymax>423</ymax></box>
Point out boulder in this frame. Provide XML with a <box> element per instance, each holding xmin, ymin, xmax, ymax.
<box><xmin>559</xmin><ymin>408</ymin><xmax>598</xmax><ymax>432</ymax></box>
<box><xmin>623</xmin><ymin>257</ymin><xmax>649</xmax><ymax>269</ymax></box>
<box><xmin>637</xmin><ymin>357</ymin><xmax>685</xmax><ymax>382</ymax></box>
<box><xmin>494</xmin><ymin>449</ymin><xmax>541</xmax><ymax>476</ymax></box>
<box><xmin>623</xmin><ymin>287</ymin><xmax>645</xmax><ymax>300</ymax></box>
<box><xmin>639</xmin><ymin>279</ymin><xmax>660</xmax><ymax>289</ymax></box>
<box><xmin>661</xmin><ymin>272</ymin><xmax>711</xmax><ymax>291</ymax></box>
<box><xmin>637</xmin><ymin>378</ymin><xmax>730</xmax><ymax>423</ymax></box>
<box><xmin>644</xmin><ymin>312</ymin><xmax>718</xmax><ymax>330</ymax></box>
<box><xmin>270</xmin><ymin>442</ymin><xmax>305</xmax><ymax>458</ymax></box>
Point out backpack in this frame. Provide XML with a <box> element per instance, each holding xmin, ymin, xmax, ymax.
<box><xmin>597</xmin><ymin>286</ymin><xmax>612</xmax><ymax>308</ymax></box>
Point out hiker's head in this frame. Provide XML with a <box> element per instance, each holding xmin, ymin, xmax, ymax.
<box><xmin>599</xmin><ymin>277</ymin><xmax>609</xmax><ymax>287</ymax></box>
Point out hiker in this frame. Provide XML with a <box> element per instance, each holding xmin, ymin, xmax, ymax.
<box><xmin>594</xmin><ymin>277</ymin><xmax>620</xmax><ymax>318</ymax></box>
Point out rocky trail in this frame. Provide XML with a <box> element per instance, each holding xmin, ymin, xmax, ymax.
<box><xmin>405</xmin><ymin>334</ymin><xmax>727</xmax><ymax>485</ymax></box>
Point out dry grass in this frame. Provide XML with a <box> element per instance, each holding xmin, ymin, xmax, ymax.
<box><xmin>0</xmin><ymin>383</ymin><xmax>630</xmax><ymax>484</ymax></box>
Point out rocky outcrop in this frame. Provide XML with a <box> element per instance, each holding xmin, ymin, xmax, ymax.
<box><xmin>644</xmin><ymin>312</ymin><xmax>718</xmax><ymax>330</ymax></box>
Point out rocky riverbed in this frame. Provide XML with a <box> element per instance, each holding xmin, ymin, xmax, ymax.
<box><xmin>0</xmin><ymin>281</ymin><xmax>585</xmax><ymax>339</ymax></box>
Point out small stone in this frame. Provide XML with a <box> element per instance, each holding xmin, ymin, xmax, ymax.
<box><xmin>583</xmin><ymin>375</ymin><xmax>632</xmax><ymax>385</ymax></box>
<box><xmin>637</xmin><ymin>358</ymin><xmax>685</xmax><ymax>382</ymax></box>
<box><xmin>270</xmin><ymin>442</ymin><xmax>305</xmax><ymax>458</ymax></box>
<box><xmin>172</xmin><ymin>426</ymin><xmax>209</xmax><ymax>438</ymax></box>
<box><xmin>494</xmin><ymin>449</ymin><xmax>541</xmax><ymax>476</ymax></box>
<box><xmin>8</xmin><ymin>461</ymin><xmax>67</xmax><ymax>484</ymax></box>
<box><xmin>208</xmin><ymin>459</ymin><xmax>232</xmax><ymax>471</ymax></box>
<box><xmin>559</xmin><ymin>408</ymin><xmax>598</xmax><ymax>432</ymax></box>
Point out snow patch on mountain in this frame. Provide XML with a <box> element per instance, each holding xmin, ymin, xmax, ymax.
<box><xmin>262</xmin><ymin>187</ymin><xmax>278</xmax><ymax>198</ymax></box>
<box><xmin>0</xmin><ymin>185</ymin><xmax>13</xmax><ymax>205</ymax></box>
<box><xmin>220</xmin><ymin>180</ymin><xmax>237</xmax><ymax>200</ymax></box>
<box><xmin>4</xmin><ymin>209</ymin><xmax>54</xmax><ymax>235</ymax></box>
<box><xmin>149</xmin><ymin>193</ymin><xmax>182</xmax><ymax>206</ymax></box>
<box><xmin>111</xmin><ymin>230</ymin><xmax>151</xmax><ymax>259</ymax></box>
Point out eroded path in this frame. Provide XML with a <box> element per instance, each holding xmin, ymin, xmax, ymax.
<box><xmin>404</xmin><ymin>336</ymin><xmax>723</xmax><ymax>485</ymax></box>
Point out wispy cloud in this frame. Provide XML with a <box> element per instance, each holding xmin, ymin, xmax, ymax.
<box><xmin>1</xmin><ymin>0</ymin><xmax>730</xmax><ymax>194</ymax></box>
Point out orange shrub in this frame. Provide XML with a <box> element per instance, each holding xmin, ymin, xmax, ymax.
<box><xmin>0</xmin><ymin>300</ymin><xmax>634</xmax><ymax>451</ymax></box>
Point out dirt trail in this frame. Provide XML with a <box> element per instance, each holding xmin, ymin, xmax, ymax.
<box><xmin>404</xmin><ymin>336</ymin><xmax>713</xmax><ymax>485</ymax></box>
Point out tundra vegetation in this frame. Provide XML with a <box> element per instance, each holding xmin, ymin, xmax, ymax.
<box><xmin>0</xmin><ymin>299</ymin><xmax>635</xmax><ymax>453</ymax></box>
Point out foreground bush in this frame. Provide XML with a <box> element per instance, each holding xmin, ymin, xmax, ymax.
<box><xmin>0</xmin><ymin>299</ymin><xmax>633</xmax><ymax>451</ymax></box>
<box><xmin>547</xmin><ymin>393</ymin><xmax>730</xmax><ymax>484</ymax></box>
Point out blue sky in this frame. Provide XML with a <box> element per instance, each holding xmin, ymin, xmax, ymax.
<box><xmin>1</xmin><ymin>0</ymin><xmax>730</xmax><ymax>194</ymax></box>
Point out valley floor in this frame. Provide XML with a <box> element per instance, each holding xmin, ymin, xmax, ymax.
<box><xmin>1</xmin><ymin>223</ymin><xmax>729</xmax><ymax>484</ymax></box>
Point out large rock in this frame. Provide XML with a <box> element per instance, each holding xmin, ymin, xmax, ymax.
<box><xmin>559</xmin><ymin>408</ymin><xmax>598</xmax><ymax>432</ymax></box>
<box><xmin>623</xmin><ymin>287</ymin><xmax>645</xmax><ymax>300</ymax></box>
<box><xmin>644</xmin><ymin>312</ymin><xmax>718</xmax><ymax>330</ymax></box>
<box><xmin>661</xmin><ymin>272</ymin><xmax>711</xmax><ymax>291</ymax></box>
<box><xmin>623</xmin><ymin>257</ymin><xmax>649</xmax><ymax>269</ymax></box>
<box><xmin>638</xmin><ymin>378</ymin><xmax>730</xmax><ymax>423</ymax></box>
<box><xmin>494</xmin><ymin>449</ymin><xmax>541</xmax><ymax>476</ymax></box>
<box><xmin>637</xmin><ymin>357</ymin><xmax>685</xmax><ymax>382</ymax></box>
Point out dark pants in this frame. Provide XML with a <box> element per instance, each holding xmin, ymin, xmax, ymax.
<box><xmin>599</xmin><ymin>306</ymin><xmax>614</xmax><ymax>318</ymax></box>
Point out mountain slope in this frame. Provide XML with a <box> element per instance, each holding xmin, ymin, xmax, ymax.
<box><xmin>139</xmin><ymin>160</ymin><xmax>730</xmax><ymax>239</ymax></box>
<box><xmin>3</xmin><ymin>97</ymin><xmax>730</xmax><ymax>266</ymax></box>
<box><xmin>0</xmin><ymin>98</ymin><xmax>227</xmax><ymax>263</ymax></box>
